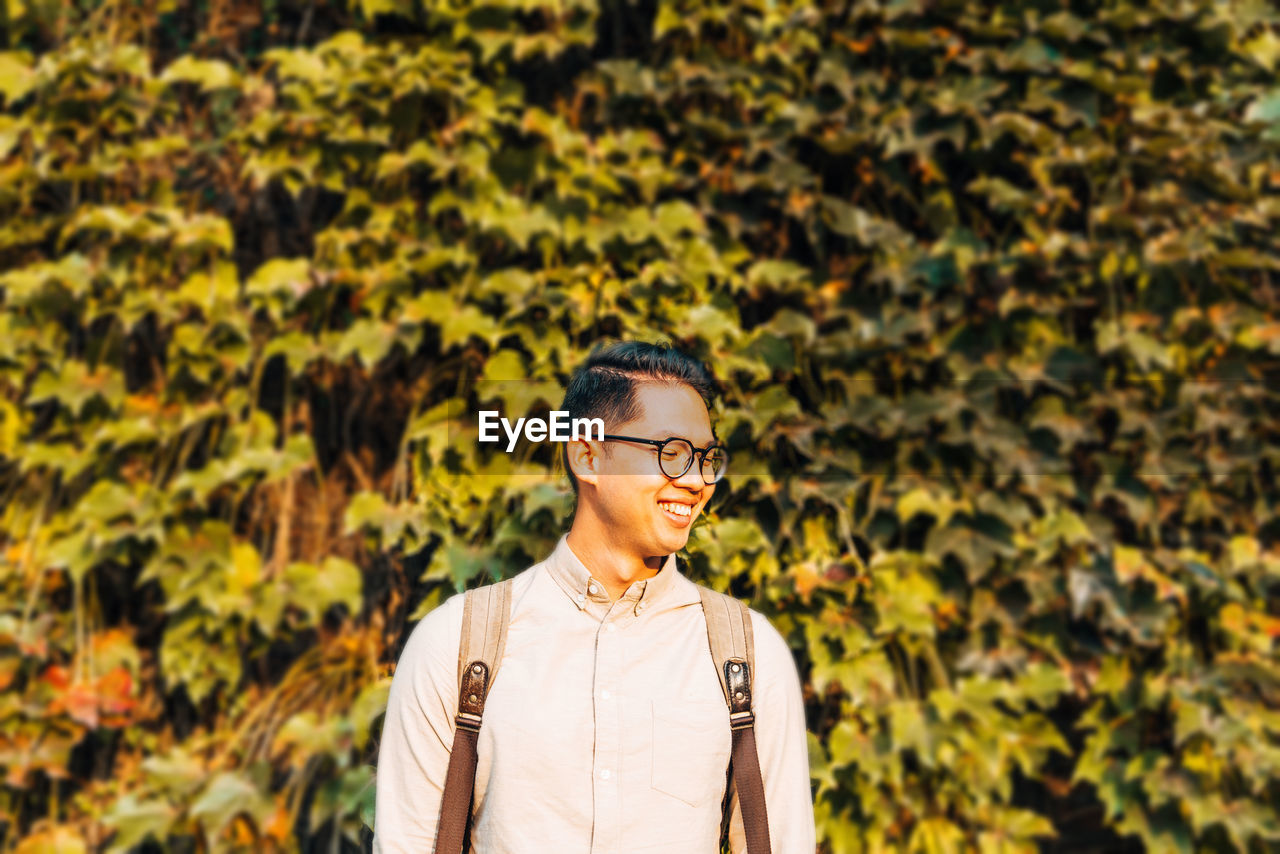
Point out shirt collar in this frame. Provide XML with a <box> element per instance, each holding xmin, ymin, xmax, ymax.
<box><xmin>543</xmin><ymin>534</ymin><xmax>689</xmax><ymax>616</ymax></box>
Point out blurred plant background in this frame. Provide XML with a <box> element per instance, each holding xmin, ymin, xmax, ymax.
<box><xmin>1</xmin><ymin>0</ymin><xmax>1279</xmax><ymax>850</ymax></box>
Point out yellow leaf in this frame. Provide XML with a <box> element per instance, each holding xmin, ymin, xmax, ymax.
<box><xmin>0</xmin><ymin>51</ymin><xmax>36</xmax><ymax>104</ymax></box>
<box><xmin>0</xmin><ymin>398</ymin><xmax>23</xmax><ymax>458</ymax></box>
<box><xmin>1228</xmin><ymin>535</ymin><xmax>1259</xmax><ymax>572</ymax></box>
<box><xmin>898</xmin><ymin>487</ymin><xmax>941</xmax><ymax>523</ymax></box>
<box><xmin>230</xmin><ymin>543</ymin><xmax>261</xmax><ymax>593</ymax></box>
<box><xmin>1112</xmin><ymin>545</ymin><xmax>1149</xmax><ymax>583</ymax></box>
<box><xmin>15</xmin><ymin>826</ymin><xmax>86</xmax><ymax>854</ymax></box>
<box><xmin>160</xmin><ymin>56</ymin><xmax>241</xmax><ymax>92</ymax></box>
<box><xmin>246</xmin><ymin>258</ymin><xmax>312</xmax><ymax>301</ymax></box>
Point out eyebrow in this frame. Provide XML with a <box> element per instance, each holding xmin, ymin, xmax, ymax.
<box><xmin>655</xmin><ymin>432</ymin><xmax>719</xmax><ymax>445</ymax></box>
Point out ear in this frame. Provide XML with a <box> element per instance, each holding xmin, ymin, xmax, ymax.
<box><xmin>566</xmin><ymin>438</ymin><xmax>601</xmax><ymax>487</ymax></box>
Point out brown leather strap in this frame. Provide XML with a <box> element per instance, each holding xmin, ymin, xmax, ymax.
<box><xmin>435</xmin><ymin>659</ymin><xmax>490</xmax><ymax>854</ymax></box>
<box><xmin>727</xmin><ymin>658</ymin><xmax>771</xmax><ymax>854</ymax></box>
<box><xmin>731</xmin><ymin>723</ymin><xmax>772</xmax><ymax>854</ymax></box>
<box><xmin>434</xmin><ymin>717</ymin><xmax>480</xmax><ymax>854</ymax></box>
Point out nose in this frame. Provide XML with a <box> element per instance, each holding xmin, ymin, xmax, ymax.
<box><xmin>672</xmin><ymin>455</ymin><xmax>706</xmax><ymax>491</ymax></box>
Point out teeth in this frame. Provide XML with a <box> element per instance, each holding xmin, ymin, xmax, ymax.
<box><xmin>659</xmin><ymin>502</ymin><xmax>692</xmax><ymax>517</ymax></box>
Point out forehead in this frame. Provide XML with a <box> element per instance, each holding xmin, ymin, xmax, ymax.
<box><xmin>619</xmin><ymin>382</ymin><xmax>714</xmax><ymax>443</ymax></box>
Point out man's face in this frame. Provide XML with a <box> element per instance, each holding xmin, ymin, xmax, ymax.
<box><xmin>590</xmin><ymin>381</ymin><xmax>717</xmax><ymax>557</ymax></box>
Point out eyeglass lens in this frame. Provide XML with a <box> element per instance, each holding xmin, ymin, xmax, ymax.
<box><xmin>657</xmin><ymin>440</ymin><xmax>728</xmax><ymax>483</ymax></box>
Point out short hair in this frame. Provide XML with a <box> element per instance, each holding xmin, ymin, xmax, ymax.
<box><xmin>559</xmin><ymin>341</ymin><xmax>716</xmax><ymax>494</ymax></box>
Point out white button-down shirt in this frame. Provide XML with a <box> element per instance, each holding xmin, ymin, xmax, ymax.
<box><xmin>373</xmin><ymin>535</ymin><xmax>815</xmax><ymax>853</ymax></box>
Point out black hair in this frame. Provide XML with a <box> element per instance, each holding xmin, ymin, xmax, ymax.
<box><xmin>559</xmin><ymin>341</ymin><xmax>716</xmax><ymax>494</ymax></box>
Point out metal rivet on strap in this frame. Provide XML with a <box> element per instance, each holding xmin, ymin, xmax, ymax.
<box><xmin>735</xmin><ymin>691</ymin><xmax>744</xmax><ymax>700</ymax></box>
<box><xmin>472</xmin><ymin>664</ymin><xmax>483</xmax><ymax>674</ymax></box>
<box><xmin>468</xmin><ymin>693</ymin><xmax>477</xmax><ymax>702</ymax></box>
<box><xmin>731</xmin><ymin>664</ymin><xmax>741</xmax><ymax>673</ymax></box>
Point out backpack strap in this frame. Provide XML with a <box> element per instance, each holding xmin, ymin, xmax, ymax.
<box><xmin>698</xmin><ymin>585</ymin><xmax>772</xmax><ymax>854</ymax></box>
<box><xmin>434</xmin><ymin>578</ymin><xmax>514</xmax><ymax>854</ymax></box>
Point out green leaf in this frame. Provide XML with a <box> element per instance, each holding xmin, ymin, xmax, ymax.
<box><xmin>910</xmin><ymin>817</ymin><xmax>966</xmax><ymax>854</ymax></box>
<box><xmin>745</xmin><ymin>259</ymin><xmax>810</xmax><ymax>292</ymax></box>
<box><xmin>898</xmin><ymin>487</ymin><xmax>961</xmax><ymax>527</ymax></box>
<box><xmin>141</xmin><ymin>748</ymin><xmax>207</xmax><ymax>798</ymax></box>
<box><xmin>103</xmin><ymin>795</ymin><xmax>176</xmax><ymax>854</ymax></box>
<box><xmin>1243</xmin><ymin>31</ymin><xmax>1280</xmax><ymax>73</ymax></box>
<box><xmin>654</xmin><ymin>200</ymin><xmax>705</xmax><ymax>237</ymax></box>
<box><xmin>1245</xmin><ymin>87</ymin><xmax>1280</xmax><ymax>123</ymax></box>
<box><xmin>350</xmin><ymin>678</ymin><xmax>392</xmax><ymax>750</ymax></box>
<box><xmin>747</xmin><ymin>385</ymin><xmax>802</xmax><ymax>439</ymax></box>
<box><xmin>284</xmin><ymin>557</ymin><xmax>364</xmax><ymax>620</ymax></box>
<box><xmin>337</xmin><ymin>318</ymin><xmax>396</xmax><ymax>368</ymax></box>
<box><xmin>190</xmin><ymin>772</ymin><xmax>267</xmax><ymax>842</ymax></box>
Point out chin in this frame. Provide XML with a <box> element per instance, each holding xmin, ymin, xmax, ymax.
<box><xmin>658</xmin><ymin>531</ymin><xmax>691</xmax><ymax>555</ymax></box>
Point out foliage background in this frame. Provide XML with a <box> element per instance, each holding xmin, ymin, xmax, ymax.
<box><xmin>2</xmin><ymin>0</ymin><xmax>1279</xmax><ymax>851</ymax></box>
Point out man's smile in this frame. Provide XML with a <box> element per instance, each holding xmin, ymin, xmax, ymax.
<box><xmin>658</xmin><ymin>499</ymin><xmax>696</xmax><ymax>525</ymax></box>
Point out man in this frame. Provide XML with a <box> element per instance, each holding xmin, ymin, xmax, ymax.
<box><xmin>374</xmin><ymin>342</ymin><xmax>815</xmax><ymax>853</ymax></box>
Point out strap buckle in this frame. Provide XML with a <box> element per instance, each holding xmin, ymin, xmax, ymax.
<box><xmin>455</xmin><ymin>711</ymin><xmax>482</xmax><ymax>733</ymax></box>
<box><xmin>729</xmin><ymin>710</ymin><xmax>756</xmax><ymax>731</ymax></box>
<box><xmin>724</xmin><ymin>658</ymin><xmax>752</xmax><ymax>715</ymax></box>
<box><xmin>459</xmin><ymin>660</ymin><xmax>490</xmax><ymax>717</ymax></box>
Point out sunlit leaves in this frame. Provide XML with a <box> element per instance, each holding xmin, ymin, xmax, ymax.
<box><xmin>1</xmin><ymin>0</ymin><xmax>1278</xmax><ymax>849</ymax></box>
<box><xmin>0</xmin><ymin>51</ymin><xmax>38</xmax><ymax>104</ymax></box>
<box><xmin>284</xmin><ymin>557</ymin><xmax>364</xmax><ymax>621</ymax></box>
<box><xmin>159</xmin><ymin>56</ymin><xmax>242</xmax><ymax>93</ymax></box>
<box><xmin>190</xmin><ymin>772</ymin><xmax>271</xmax><ymax>848</ymax></box>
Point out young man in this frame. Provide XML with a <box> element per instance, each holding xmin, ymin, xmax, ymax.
<box><xmin>373</xmin><ymin>342</ymin><xmax>815</xmax><ymax>853</ymax></box>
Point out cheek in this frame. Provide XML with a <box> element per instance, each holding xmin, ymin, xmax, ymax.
<box><xmin>693</xmin><ymin>486</ymin><xmax>715</xmax><ymax>517</ymax></box>
<box><xmin>600</xmin><ymin>476</ymin><xmax>661</xmax><ymax>515</ymax></box>
<box><xmin>623</xmin><ymin>478</ymin><xmax>667</xmax><ymax>515</ymax></box>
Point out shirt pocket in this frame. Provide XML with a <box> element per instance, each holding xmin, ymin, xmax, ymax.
<box><xmin>650</xmin><ymin>698</ymin><xmax>732</xmax><ymax>808</ymax></box>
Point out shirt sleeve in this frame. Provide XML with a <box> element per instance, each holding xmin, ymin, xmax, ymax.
<box><xmin>727</xmin><ymin>609</ymin><xmax>816</xmax><ymax>854</ymax></box>
<box><xmin>372</xmin><ymin>592</ymin><xmax>466</xmax><ymax>854</ymax></box>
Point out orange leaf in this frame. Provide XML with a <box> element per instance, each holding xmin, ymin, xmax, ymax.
<box><xmin>265</xmin><ymin>794</ymin><xmax>292</xmax><ymax>841</ymax></box>
<box><xmin>42</xmin><ymin>664</ymin><xmax>70</xmax><ymax>690</ymax></box>
<box><xmin>97</xmin><ymin>666</ymin><xmax>136</xmax><ymax>718</ymax></box>
<box><xmin>62</xmin><ymin>681</ymin><xmax>99</xmax><ymax>728</ymax></box>
<box><xmin>792</xmin><ymin>561</ymin><xmax>823</xmax><ymax>599</ymax></box>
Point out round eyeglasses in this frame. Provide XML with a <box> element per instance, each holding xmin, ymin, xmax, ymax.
<box><xmin>600</xmin><ymin>435</ymin><xmax>729</xmax><ymax>484</ymax></box>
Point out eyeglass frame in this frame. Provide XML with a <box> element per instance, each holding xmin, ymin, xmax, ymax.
<box><xmin>599</xmin><ymin>434</ymin><xmax>729</xmax><ymax>484</ymax></box>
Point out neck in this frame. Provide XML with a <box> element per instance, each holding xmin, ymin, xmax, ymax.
<box><xmin>566</xmin><ymin>518</ymin><xmax>666</xmax><ymax>602</ymax></box>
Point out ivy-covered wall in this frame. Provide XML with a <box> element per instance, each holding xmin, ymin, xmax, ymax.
<box><xmin>1</xmin><ymin>0</ymin><xmax>1278</xmax><ymax>851</ymax></box>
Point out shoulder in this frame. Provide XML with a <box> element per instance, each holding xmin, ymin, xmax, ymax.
<box><xmin>396</xmin><ymin>570</ymin><xmax>540</xmax><ymax>676</ymax></box>
<box><xmin>744</xmin><ymin>605</ymin><xmax>803</xmax><ymax>696</ymax></box>
<box><xmin>407</xmin><ymin>590</ymin><xmax>467</xmax><ymax>646</ymax></box>
<box><xmin>745</xmin><ymin>606</ymin><xmax>795</xmax><ymax>664</ymax></box>
<box><xmin>692</xmin><ymin>583</ymin><xmax>798</xmax><ymax>675</ymax></box>
<box><xmin>392</xmin><ymin>591</ymin><xmax>467</xmax><ymax>693</ymax></box>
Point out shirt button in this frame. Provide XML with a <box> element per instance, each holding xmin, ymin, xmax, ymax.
<box><xmin>588</xmin><ymin>583</ymin><xmax>600</xmax><ymax>595</ymax></box>
<box><xmin>600</xmin><ymin>769</ymin><xmax>611</xmax><ymax>780</ymax></box>
<box><xmin>601</xmin><ymin>690</ymin><xmax>611</xmax><ymax>700</ymax></box>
